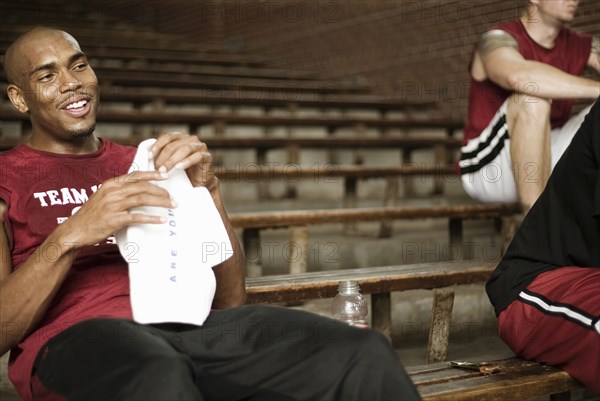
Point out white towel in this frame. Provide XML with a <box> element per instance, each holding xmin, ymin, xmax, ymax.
<box><xmin>115</xmin><ymin>139</ymin><xmax>233</xmax><ymax>325</ymax></box>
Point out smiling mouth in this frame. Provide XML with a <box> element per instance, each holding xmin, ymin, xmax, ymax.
<box><xmin>63</xmin><ymin>99</ymin><xmax>92</xmax><ymax>117</ymax></box>
<box><xmin>66</xmin><ymin>100</ymin><xmax>88</xmax><ymax>110</ymax></box>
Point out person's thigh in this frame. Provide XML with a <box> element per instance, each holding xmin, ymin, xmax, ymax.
<box><xmin>498</xmin><ymin>267</ymin><xmax>600</xmax><ymax>394</ymax></box>
<box><xmin>32</xmin><ymin>318</ymin><xmax>202</xmax><ymax>401</ymax></box>
<box><xmin>550</xmin><ymin>104</ymin><xmax>594</xmax><ymax>169</ymax></box>
<box><xmin>460</xmin><ymin>100</ymin><xmax>518</xmax><ymax>203</ymax></box>
<box><xmin>178</xmin><ymin>305</ymin><xmax>421</xmax><ymax>401</ymax></box>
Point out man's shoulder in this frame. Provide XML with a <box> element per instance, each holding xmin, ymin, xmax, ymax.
<box><xmin>492</xmin><ymin>20</ymin><xmax>521</xmax><ymax>36</ymax></box>
<box><xmin>560</xmin><ymin>25</ymin><xmax>592</xmax><ymax>44</ymax></box>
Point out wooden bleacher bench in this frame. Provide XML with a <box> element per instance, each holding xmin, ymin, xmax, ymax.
<box><xmin>0</xmin><ymin>69</ymin><xmax>362</xmax><ymax>95</ymax></box>
<box><xmin>0</xmin><ymin>111</ymin><xmax>462</xmax><ymax>189</ymax></box>
<box><xmin>231</xmin><ymin>203</ymin><xmax>521</xmax><ymax>277</ymax></box>
<box><xmin>92</xmin><ymin>70</ymin><xmax>366</xmax><ymax>94</ymax></box>
<box><xmin>215</xmin><ymin>162</ymin><xmax>458</xmax><ymax>202</ymax></box>
<box><xmin>95</xmin><ymin>88</ymin><xmax>436</xmax><ymax>113</ymax></box>
<box><xmin>0</xmin><ymin>20</ymin><xmax>267</xmax><ymax>67</ymax></box>
<box><xmin>0</xmin><ymin>25</ymin><xmax>219</xmax><ymax>54</ymax></box>
<box><xmin>0</xmin><ymin>108</ymin><xmax>462</xmax><ymax>136</ymax></box>
<box><xmin>0</xmin><ymin>45</ymin><xmax>265</xmax><ymax>69</ymax></box>
<box><xmin>0</xmin><ymin>83</ymin><xmax>435</xmax><ymax>113</ymax></box>
<box><xmin>246</xmin><ymin>262</ymin><xmax>585</xmax><ymax>400</ymax></box>
<box><xmin>91</xmin><ymin>62</ymin><xmax>317</xmax><ymax>82</ymax></box>
<box><xmin>230</xmin><ymin>203</ymin><xmax>518</xmax><ymax>229</ymax></box>
<box><xmin>408</xmin><ymin>356</ymin><xmax>583</xmax><ymax>401</ymax></box>
<box><xmin>216</xmin><ymin>164</ymin><xmax>456</xmax><ymax>181</ymax></box>
<box><xmin>246</xmin><ymin>260</ymin><xmax>495</xmax><ymax>362</ymax></box>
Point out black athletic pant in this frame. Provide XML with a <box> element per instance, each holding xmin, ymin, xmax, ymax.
<box><xmin>31</xmin><ymin>305</ymin><xmax>421</xmax><ymax>401</ymax></box>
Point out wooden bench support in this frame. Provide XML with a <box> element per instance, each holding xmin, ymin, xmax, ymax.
<box><xmin>343</xmin><ymin>177</ymin><xmax>358</xmax><ymax>235</ymax></box>
<box><xmin>379</xmin><ymin>178</ymin><xmax>399</xmax><ymax>238</ymax></box>
<box><xmin>353</xmin><ymin>123</ymin><xmax>366</xmax><ymax>165</ymax></box>
<box><xmin>426</xmin><ymin>288</ymin><xmax>455</xmax><ymax>363</ymax></box>
<box><xmin>448</xmin><ymin>217</ymin><xmax>464</xmax><ymax>261</ymax></box>
<box><xmin>212</xmin><ymin>120</ymin><xmax>227</xmax><ymax>167</ymax></box>
<box><xmin>256</xmin><ymin>149</ymin><xmax>271</xmax><ymax>200</ymax></box>
<box><xmin>243</xmin><ymin>228</ymin><xmax>262</xmax><ymax>278</ymax></box>
<box><xmin>284</xmin><ymin>104</ymin><xmax>299</xmax><ymax>199</ymax></box>
<box><xmin>433</xmin><ymin>143</ymin><xmax>447</xmax><ymax>195</ymax></box>
<box><xmin>288</xmin><ymin>227</ymin><xmax>308</xmax><ymax>275</ymax></box>
<box><xmin>326</xmin><ymin>126</ymin><xmax>338</xmax><ymax>165</ymax></box>
<box><xmin>371</xmin><ymin>292</ymin><xmax>392</xmax><ymax>341</ymax></box>
<box><xmin>284</xmin><ymin>144</ymin><xmax>300</xmax><ymax>199</ymax></box>
<box><xmin>402</xmin><ymin>148</ymin><xmax>415</xmax><ymax>197</ymax></box>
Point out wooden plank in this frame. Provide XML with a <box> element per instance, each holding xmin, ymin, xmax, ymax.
<box><xmin>245</xmin><ymin>261</ymin><xmax>495</xmax><ymax>304</ymax></box>
<box><xmin>87</xmin><ymin>70</ymin><xmax>364</xmax><ymax>93</ymax></box>
<box><xmin>89</xmin><ymin>61</ymin><xmax>316</xmax><ymax>81</ymax></box>
<box><xmin>417</xmin><ymin>367</ymin><xmax>580</xmax><ymax>401</ymax></box>
<box><xmin>0</xmin><ymin>25</ymin><xmax>217</xmax><ymax>52</ymax></box>
<box><xmin>216</xmin><ymin>165</ymin><xmax>456</xmax><ymax>181</ymax></box>
<box><xmin>1</xmin><ymin>46</ymin><xmax>267</xmax><ymax>68</ymax></box>
<box><xmin>408</xmin><ymin>358</ymin><xmax>583</xmax><ymax>401</ymax></box>
<box><xmin>1</xmin><ymin>84</ymin><xmax>435</xmax><ymax>111</ymax></box>
<box><xmin>0</xmin><ymin>108</ymin><xmax>463</xmax><ymax>132</ymax></box>
<box><xmin>229</xmin><ymin>203</ymin><xmax>521</xmax><ymax>230</ymax></box>
<box><xmin>0</xmin><ymin>135</ymin><xmax>463</xmax><ymax>153</ymax></box>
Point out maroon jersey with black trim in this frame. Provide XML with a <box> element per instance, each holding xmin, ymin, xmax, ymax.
<box><xmin>463</xmin><ymin>19</ymin><xmax>592</xmax><ymax>144</ymax></box>
<box><xmin>0</xmin><ymin>139</ymin><xmax>136</xmax><ymax>401</ymax></box>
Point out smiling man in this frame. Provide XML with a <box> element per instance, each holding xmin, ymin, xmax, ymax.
<box><xmin>4</xmin><ymin>29</ymin><xmax>99</xmax><ymax>150</ymax></box>
<box><xmin>0</xmin><ymin>28</ymin><xmax>422</xmax><ymax>401</ymax></box>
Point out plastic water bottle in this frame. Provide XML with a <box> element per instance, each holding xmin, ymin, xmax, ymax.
<box><xmin>331</xmin><ymin>280</ymin><xmax>369</xmax><ymax>328</ymax></box>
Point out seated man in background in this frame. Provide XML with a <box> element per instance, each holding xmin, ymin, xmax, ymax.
<box><xmin>460</xmin><ymin>0</ymin><xmax>599</xmax><ymax>210</ymax></box>
<box><xmin>0</xmin><ymin>27</ymin><xmax>422</xmax><ymax>401</ymax></box>
<box><xmin>486</xmin><ymin>98</ymin><xmax>599</xmax><ymax>394</ymax></box>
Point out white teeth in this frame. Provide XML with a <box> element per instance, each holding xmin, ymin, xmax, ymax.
<box><xmin>66</xmin><ymin>100</ymin><xmax>87</xmax><ymax>110</ymax></box>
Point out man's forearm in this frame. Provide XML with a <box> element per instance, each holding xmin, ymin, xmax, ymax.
<box><xmin>505</xmin><ymin>60</ymin><xmax>600</xmax><ymax>100</ymax></box>
<box><xmin>209</xmin><ymin>180</ymin><xmax>247</xmax><ymax>308</ymax></box>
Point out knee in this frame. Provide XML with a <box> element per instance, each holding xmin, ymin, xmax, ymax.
<box><xmin>354</xmin><ymin>329</ymin><xmax>396</xmax><ymax>358</ymax></box>
<box><xmin>506</xmin><ymin>94</ymin><xmax>551</xmax><ymax>125</ymax></box>
<box><xmin>332</xmin><ymin>327</ymin><xmax>397</xmax><ymax>363</ymax></box>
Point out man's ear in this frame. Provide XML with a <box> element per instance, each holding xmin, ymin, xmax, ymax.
<box><xmin>7</xmin><ymin>84</ymin><xmax>29</xmax><ymax>113</ymax></box>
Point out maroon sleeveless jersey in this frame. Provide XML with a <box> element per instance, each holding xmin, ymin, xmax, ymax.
<box><xmin>463</xmin><ymin>20</ymin><xmax>592</xmax><ymax>144</ymax></box>
<box><xmin>0</xmin><ymin>140</ymin><xmax>136</xmax><ymax>401</ymax></box>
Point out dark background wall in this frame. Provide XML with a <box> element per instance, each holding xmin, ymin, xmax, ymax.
<box><xmin>3</xmin><ymin>0</ymin><xmax>599</xmax><ymax>120</ymax></box>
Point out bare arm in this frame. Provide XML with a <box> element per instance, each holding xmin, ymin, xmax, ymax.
<box><xmin>0</xmin><ymin>172</ymin><xmax>172</xmax><ymax>356</ymax></box>
<box><xmin>149</xmin><ymin>133</ymin><xmax>247</xmax><ymax>309</ymax></box>
<box><xmin>207</xmin><ymin>181</ymin><xmax>247</xmax><ymax>309</ymax></box>
<box><xmin>0</xmin><ymin>203</ymin><xmax>79</xmax><ymax>356</ymax></box>
<box><xmin>474</xmin><ymin>30</ymin><xmax>600</xmax><ymax>100</ymax></box>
